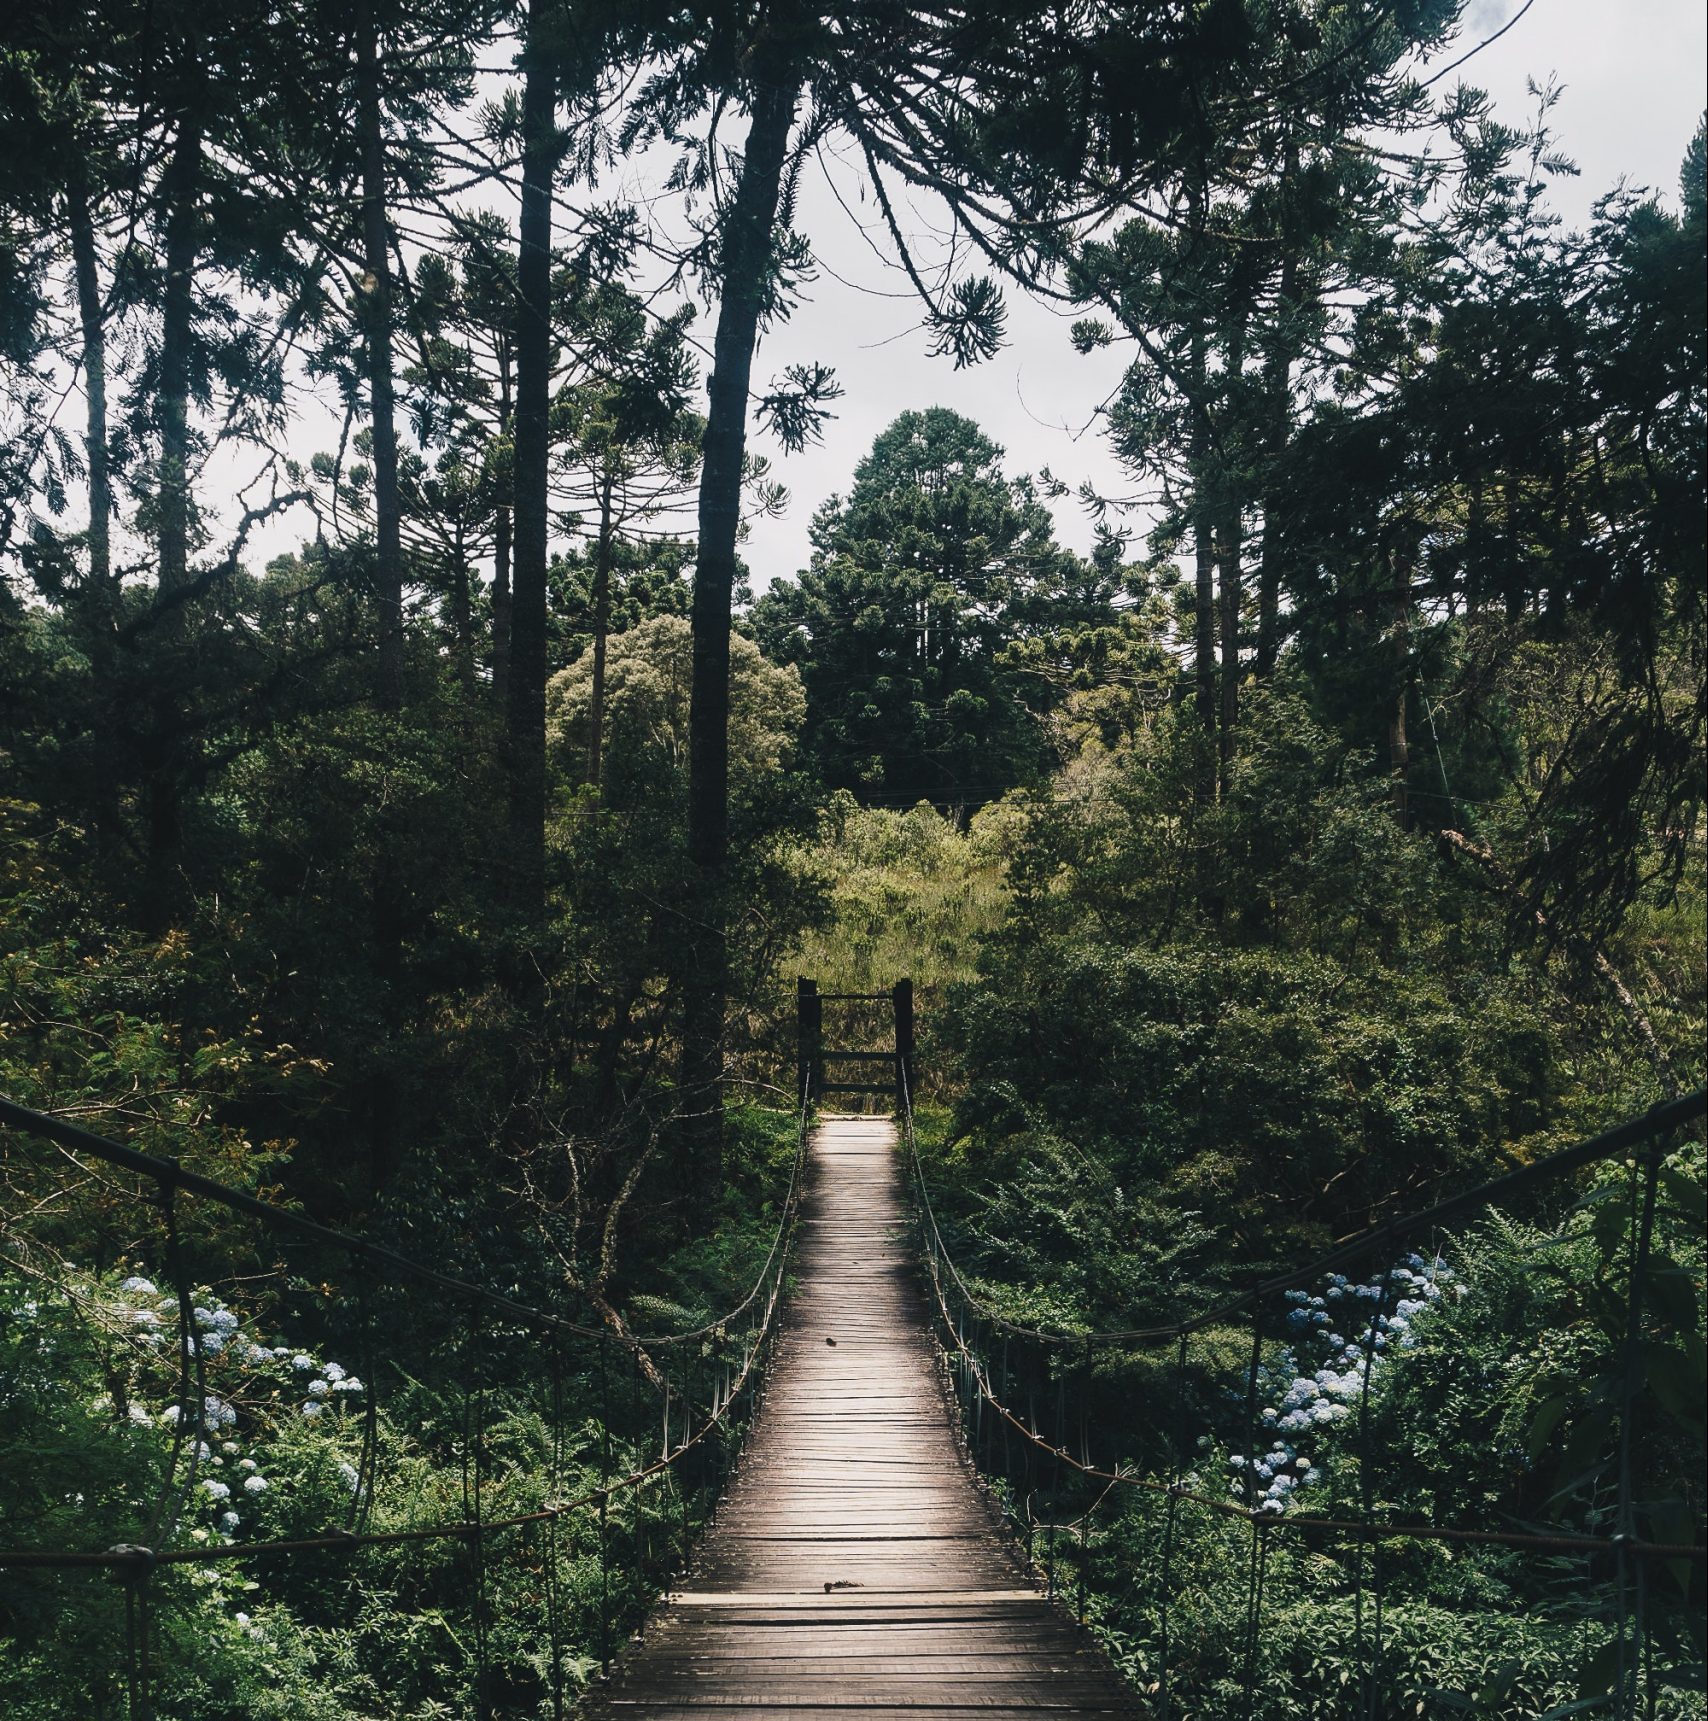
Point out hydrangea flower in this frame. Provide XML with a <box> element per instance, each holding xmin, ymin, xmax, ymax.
<box><xmin>243</xmin><ymin>1474</ymin><xmax>269</xmax><ymax>1494</ymax></box>
<box><xmin>1232</xmin><ymin>1250</ymin><xmax>1461</xmax><ymax>1512</ymax></box>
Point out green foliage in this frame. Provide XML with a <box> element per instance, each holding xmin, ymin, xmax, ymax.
<box><xmin>1</xmin><ymin>5</ymin><xmax>1704</xmax><ymax>1708</ymax></box>
<box><xmin>940</xmin><ymin>688</ymin><xmax>1636</xmax><ymax>1297</ymax></box>
<box><xmin>753</xmin><ymin>408</ymin><xmax>1121</xmax><ymax>809</ymax></box>
<box><xmin>775</xmin><ymin>797</ymin><xmax>1009</xmax><ymax>1102</ymax></box>
<box><xmin>935</xmin><ymin>1161</ymin><xmax>1706</xmax><ymax>1719</ymax></box>
<box><xmin>1</xmin><ymin>1107</ymin><xmax>803</xmax><ymax>1718</ymax></box>
<box><xmin>922</xmin><ymin>659</ymin><xmax>1704</xmax><ymax>1714</ymax></box>
<box><xmin>795</xmin><ymin>796</ymin><xmax>1008</xmax><ymax>992</ymax></box>
<box><xmin>549</xmin><ymin>614</ymin><xmax>804</xmax><ymax>789</ymax></box>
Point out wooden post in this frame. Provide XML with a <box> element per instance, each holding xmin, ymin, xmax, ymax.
<box><xmin>797</xmin><ymin>977</ymin><xmax>822</xmax><ymax>1106</ymax></box>
<box><xmin>892</xmin><ymin>977</ymin><xmax>914</xmax><ymax>1103</ymax></box>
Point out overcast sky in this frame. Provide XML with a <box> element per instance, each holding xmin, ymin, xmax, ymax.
<box><xmin>227</xmin><ymin>0</ymin><xmax>1707</xmax><ymax>589</ymax></box>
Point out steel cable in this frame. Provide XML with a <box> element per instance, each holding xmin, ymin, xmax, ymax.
<box><xmin>0</xmin><ymin>1091</ymin><xmax>810</xmax><ymax>1350</ymax></box>
<box><xmin>0</xmin><ymin>1095</ymin><xmax>810</xmax><ymax>1575</ymax></box>
<box><xmin>898</xmin><ymin>1070</ymin><xmax>1706</xmax><ymax>1566</ymax></box>
<box><xmin>901</xmin><ymin>1086</ymin><xmax>1705</xmax><ymax>1346</ymax></box>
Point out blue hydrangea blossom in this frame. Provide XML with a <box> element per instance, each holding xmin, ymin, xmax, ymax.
<box><xmin>1228</xmin><ymin>1253</ymin><xmax>1457</xmax><ymax>1513</ymax></box>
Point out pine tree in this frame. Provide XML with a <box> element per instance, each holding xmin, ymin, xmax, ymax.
<box><xmin>755</xmin><ymin>408</ymin><xmax>1087</xmax><ymax>808</ymax></box>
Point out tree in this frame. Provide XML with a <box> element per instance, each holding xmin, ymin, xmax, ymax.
<box><xmin>549</xmin><ymin>294</ymin><xmax>701</xmax><ymax>787</ymax></box>
<box><xmin>1066</xmin><ymin>0</ymin><xmax>1461</xmax><ymax>788</ymax></box>
<box><xmin>755</xmin><ymin>408</ymin><xmax>1090</xmax><ymax>808</ymax></box>
<box><xmin>0</xmin><ymin>2</ymin><xmax>350</xmax><ymax>922</ymax></box>
<box><xmin>1280</xmin><ymin>111</ymin><xmax>1705</xmax><ymax>951</ymax></box>
<box><xmin>550</xmin><ymin>612</ymin><xmax>804</xmax><ymax>791</ymax></box>
<box><xmin>593</xmin><ymin>0</ymin><xmax>1315</xmax><ymax>1177</ymax></box>
<box><xmin>506</xmin><ymin>0</ymin><xmax>560</xmax><ymax>921</ymax></box>
<box><xmin>545</xmin><ymin>612</ymin><xmax>813</xmax><ymax>1113</ymax></box>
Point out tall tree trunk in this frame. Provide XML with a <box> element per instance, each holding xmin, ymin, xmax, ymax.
<box><xmin>492</xmin><ymin>346</ymin><xmax>514</xmax><ymax>707</ymax></box>
<box><xmin>492</xmin><ymin>507</ymin><xmax>513</xmax><ymax>707</ymax></box>
<box><xmin>357</xmin><ymin>2</ymin><xmax>404</xmax><ymax>711</ymax></box>
<box><xmin>1502</xmin><ymin>476</ymin><xmax>1523</xmax><ymax>621</ymax></box>
<box><xmin>1255</xmin><ymin>147</ymin><xmax>1298</xmax><ymax>681</ymax></box>
<box><xmin>1255</xmin><ymin>273</ymin><xmax>1298</xmax><ymax>680</ymax></box>
<box><xmin>1464</xmin><ymin>472</ymin><xmax>1485</xmax><ymax>623</ymax></box>
<box><xmin>681</xmin><ymin>70</ymin><xmax>801</xmax><ymax>1188</ymax></box>
<box><xmin>586</xmin><ymin>469</ymin><xmax>616</xmax><ymax>787</ymax></box>
<box><xmin>69</xmin><ymin>182</ymin><xmax>111</xmax><ymax>590</ymax></box>
<box><xmin>507</xmin><ymin>0</ymin><xmax>556</xmax><ymax>920</ymax></box>
<box><xmin>1217</xmin><ymin>318</ymin><xmax>1246</xmax><ymax>770</ymax></box>
<box><xmin>1254</xmin><ymin>445</ymin><xmax>1284</xmax><ymax>679</ymax></box>
<box><xmin>1190</xmin><ymin>326</ymin><xmax>1218</xmax><ymax>802</ymax></box>
<box><xmin>142</xmin><ymin>106</ymin><xmax>203</xmax><ymax>928</ymax></box>
<box><xmin>1388</xmin><ymin>559</ymin><xmax>1411</xmax><ymax>829</ymax></box>
<box><xmin>1217</xmin><ymin>504</ymin><xmax>1243</xmax><ymax>772</ymax></box>
<box><xmin>451</xmin><ymin>521</ymin><xmax>476</xmax><ymax>696</ymax></box>
<box><xmin>70</xmin><ymin>178</ymin><xmax>122</xmax><ymax>864</ymax></box>
<box><xmin>356</xmin><ymin>5</ymin><xmax>409</xmax><ymax>1194</ymax></box>
<box><xmin>157</xmin><ymin>111</ymin><xmax>203</xmax><ymax>593</ymax></box>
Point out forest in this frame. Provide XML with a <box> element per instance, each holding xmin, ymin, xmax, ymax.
<box><xmin>0</xmin><ymin>0</ymin><xmax>1703</xmax><ymax>1716</ymax></box>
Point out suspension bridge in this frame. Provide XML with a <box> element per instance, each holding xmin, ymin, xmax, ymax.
<box><xmin>581</xmin><ymin>1110</ymin><xmax>1135</xmax><ymax>1720</ymax></box>
<box><xmin>0</xmin><ymin>981</ymin><xmax>1703</xmax><ymax>1719</ymax></box>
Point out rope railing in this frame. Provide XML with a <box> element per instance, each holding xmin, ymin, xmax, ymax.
<box><xmin>899</xmin><ymin>1065</ymin><xmax>1707</xmax><ymax>1717</ymax></box>
<box><xmin>0</xmin><ymin>1093</ymin><xmax>806</xmax><ymax>1348</ymax></box>
<box><xmin>0</xmin><ymin>1082</ymin><xmax>813</xmax><ymax>1718</ymax></box>
<box><xmin>906</xmin><ymin>1085</ymin><xmax>1708</xmax><ymax>1347</ymax></box>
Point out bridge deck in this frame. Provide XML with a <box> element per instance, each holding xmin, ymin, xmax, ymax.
<box><xmin>581</xmin><ymin>1115</ymin><xmax>1135</xmax><ymax>1719</ymax></box>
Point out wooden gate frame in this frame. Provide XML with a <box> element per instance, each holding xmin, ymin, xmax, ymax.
<box><xmin>796</xmin><ymin>977</ymin><xmax>912</xmax><ymax>1106</ymax></box>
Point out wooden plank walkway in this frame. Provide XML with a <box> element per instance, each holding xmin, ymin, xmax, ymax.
<box><xmin>582</xmin><ymin>1115</ymin><xmax>1136</xmax><ymax>1720</ymax></box>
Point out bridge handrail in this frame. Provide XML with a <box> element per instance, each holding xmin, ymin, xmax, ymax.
<box><xmin>0</xmin><ymin>1082</ymin><xmax>813</xmax><ymax>1580</ymax></box>
<box><xmin>0</xmin><ymin>1086</ymin><xmax>809</xmax><ymax>1348</ymax></box>
<box><xmin>624</xmin><ymin>1092</ymin><xmax>812</xmax><ymax>1347</ymax></box>
<box><xmin>899</xmin><ymin>1076</ymin><xmax>1705</xmax><ymax>1346</ymax></box>
<box><xmin>0</xmin><ymin>1242</ymin><xmax>787</xmax><ymax>1572</ymax></box>
<box><xmin>898</xmin><ymin>1064</ymin><xmax>1706</xmax><ymax>1567</ymax></box>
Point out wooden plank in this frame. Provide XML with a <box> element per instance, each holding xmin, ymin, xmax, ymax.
<box><xmin>579</xmin><ymin>1117</ymin><xmax>1136</xmax><ymax>1718</ymax></box>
